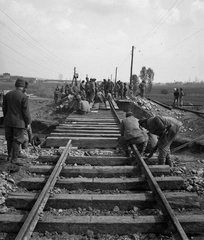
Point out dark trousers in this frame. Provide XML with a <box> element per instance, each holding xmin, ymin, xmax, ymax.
<box><xmin>5</xmin><ymin>126</ymin><xmax>25</xmax><ymax>159</ymax></box>
<box><xmin>118</xmin><ymin>136</ymin><xmax>147</xmax><ymax>156</ymax></box>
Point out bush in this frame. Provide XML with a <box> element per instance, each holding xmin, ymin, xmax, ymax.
<box><xmin>161</xmin><ymin>89</ymin><xmax>168</xmax><ymax>94</ymax></box>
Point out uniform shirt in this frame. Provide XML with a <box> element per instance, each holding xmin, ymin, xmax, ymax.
<box><xmin>78</xmin><ymin>100</ymin><xmax>90</xmax><ymax>113</ymax></box>
<box><xmin>120</xmin><ymin>116</ymin><xmax>147</xmax><ymax>142</ymax></box>
<box><xmin>147</xmin><ymin>116</ymin><xmax>182</xmax><ymax>137</ymax></box>
<box><xmin>3</xmin><ymin>89</ymin><xmax>31</xmax><ymax>128</ymax></box>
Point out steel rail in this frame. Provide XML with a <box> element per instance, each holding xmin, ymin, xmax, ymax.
<box><xmin>108</xmin><ymin>99</ymin><xmax>189</xmax><ymax>240</ymax></box>
<box><xmin>15</xmin><ymin>140</ymin><xmax>72</xmax><ymax>240</ymax></box>
<box><xmin>147</xmin><ymin>97</ymin><xmax>172</xmax><ymax>110</ymax></box>
<box><xmin>173</xmin><ymin>106</ymin><xmax>204</xmax><ymax>115</ymax></box>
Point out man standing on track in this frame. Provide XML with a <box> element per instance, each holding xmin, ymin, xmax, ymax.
<box><xmin>3</xmin><ymin>78</ymin><xmax>32</xmax><ymax>166</ymax></box>
<box><xmin>139</xmin><ymin>115</ymin><xmax>182</xmax><ymax>167</ymax></box>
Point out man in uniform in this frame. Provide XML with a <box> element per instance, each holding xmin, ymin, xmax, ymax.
<box><xmin>75</xmin><ymin>94</ymin><xmax>90</xmax><ymax>114</ymax></box>
<box><xmin>3</xmin><ymin>78</ymin><xmax>32</xmax><ymax>166</ymax></box>
<box><xmin>120</xmin><ymin>112</ymin><xmax>148</xmax><ymax>157</ymax></box>
<box><xmin>139</xmin><ymin>80</ymin><xmax>146</xmax><ymax>98</ymax></box>
<box><xmin>139</xmin><ymin>115</ymin><xmax>182</xmax><ymax>166</ymax></box>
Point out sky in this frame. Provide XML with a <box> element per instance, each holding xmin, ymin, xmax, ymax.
<box><xmin>0</xmin><ymin>0</ymin><xmax>204</xmax><ymax>83</ymax></box>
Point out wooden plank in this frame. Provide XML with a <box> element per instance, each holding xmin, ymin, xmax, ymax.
<box><xmin>6</xmin><ymin>192</ymin><xmax>200</xmax><ymax>210</ymax></box>
<box><xmin>37</xmin><ymin>155</ymin><xmax>171</xmax><ymax>166</ymax></box>
<box><xmin>38</xmin><ymin>156</ymin><xmax>134</xmax><ymax>166</ymax></box>
<box><xmin>63</xmin><ymin>122</ymin><xmax>119</xmax><ymax>125</ymax></box>
<box><xmin>54</xmin><ymin>129</ymin><xmax>120</xmax><ymax>134</ymax></box>
<box><xmin>45</xmin><ymin>137</ymin><xmax>118</xmax><ymax>148</ymax></box>
<box><xmin>65</xmin><ymin>118</ymin><xmax>118</xmax><ymax>123</ymax></box>
<box><xmin>50</xmin><ymin>132</ymin><xmax>120</xmax><ymax>137</ymax></box>
<box><xmin>0</xmin><ymin>214</ymin><xmax>204</xmax><ymax>235</ymax></box>
<box><xmin>56</xmin><ymin>126</ymin><xmax>120</xmax><ymax>130</ymax></box>
<box><xmin>18</xmin><ymin>176</ymin><xmax>184</xmax><ymax>191</ymax></box>
<box><xmin>28</xmin><ymin>165</ymin><xmax>170</xmax><ymax>177</ymax></box>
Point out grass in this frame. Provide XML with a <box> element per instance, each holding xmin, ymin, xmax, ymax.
<box><xmin>146</xmin><ymin>83</ymin><xmax>204</xmax><ymax>105</ymax></box>
<box><xmin>1</xmin><ymin>81</ymin><xmax>204</xmax><ymax>105</ymax></box>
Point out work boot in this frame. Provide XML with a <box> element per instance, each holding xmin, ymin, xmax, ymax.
<box><xmin>165</xmin><ymin>155</ymin><xmax>173</xmax><ymax>167</ymax></box>
<box><xmin>18</xmin><ymin>151</ymin><xmax>27</xmax><ymax>158</ymax></box>
<box><xmin>125</xmin><ymin>150</ymin><xmax>131</xmax><ymax>157</ymax></box>
<box><xmin>7</xmin><ymin>163</ymin><xmax>19</xmax><ymax>173</ymax></box>
<box><xmin>6</xmin><ymin>141</ymin><xmax>13</xmax><ymax>161</ymax></box>
<box><xmin>11</xmin><ymin>142</ymin><xmax>24</xmax><ymax>165</ymax></box>
<box><xmin>158</xmin><ymin>158</ymin><xmax>165</xmax><ymax>165</ymax></box>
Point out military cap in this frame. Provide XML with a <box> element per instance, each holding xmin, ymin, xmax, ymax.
<box><xmin>15</xmin><ymin>78</ymin><xmax>26</xmax><ymax>88</ymax></box>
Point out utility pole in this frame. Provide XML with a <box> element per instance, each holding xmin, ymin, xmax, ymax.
<box><xmin>114</xmin><ymin>67</ymin><xmax>118</xmax><ymax>85</ymax></box>
<box><xmin>114</xmin><ymin>67</ymin><xmax>118</xmax><ymax>98</ymax></box>
<box><xmin>129</xmin><ymin>46</ymin><xmax>134</xmax><ymax>86</ymax></box>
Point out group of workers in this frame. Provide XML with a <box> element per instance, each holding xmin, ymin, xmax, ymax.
<box><xmin>53</xmin><ymin>77</ymin><xmax>147</xmax><ymax>105</ymax></box>
<box><xmin>120</xmin><ymin>112</ymin><xmax>182</xmax><ymax>167</ymax></box>
<box><xmin>1</xmin><ymin>78</ymin><xmax>182</xmax><ymax>172</ymax></box>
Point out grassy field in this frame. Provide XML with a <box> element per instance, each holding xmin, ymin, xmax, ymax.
<box><xmin>146</xmin><ymin>82</ymin><xmax>204</xmax><ymax>105</ymax></box>
<box><xmin>1</xmin><ymin>81</ymin><xmax>204</xmax><ymax>105</ymax></box>
<box><xmin>0</xmin><ymin>81</ymin><xmax>59</xmax><ymax>99</ymax></box>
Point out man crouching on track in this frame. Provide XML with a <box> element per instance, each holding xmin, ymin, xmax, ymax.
<box><xmin>119</xmin><ymin>111</ymin><xmax>148</xmax><ymax>157</ymax></box>
<box><xmin>139</xmin><ymin>116</ymin><xmax>182</xmax><ymax>167</ymax></box>
<box><xmin>3</xmin><ymin>78</ymin><xmax>32</xmax><ymax>169</ymax></box>
<box><xmin>75</xmin><ymin>94</ymin><xmax>90</xmax><ymax>115</ymax></box>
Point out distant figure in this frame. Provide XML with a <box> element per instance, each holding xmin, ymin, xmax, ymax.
<box><xmin>173</xmin><ymin>88</ymin><xmax>179</xmax><ymax>107</ymax></box>
<box><xmin>54</xmin><ymin>86</ymin><xmax>60</xmax><ymax>103</ymax></box>
<box><xmin>123</xmin><ymin>83</ymin><xmax>128</xmax><ymax>99</ymax></box>
<box><xmin>80</xmin><ymin>80</ymin><xmax>86</xmax><ymax>100</ymax></box>
<box><xmin>85</xmin><ymin>77</ymin><xmax>91</xmax><ymax>102</ymax></box>
<box><xmin>179</xmin><ymin>88</ymin><xmax>184</xmax><ymax>106</ymax></box>
<box><xmin>139</xmin><ymin>80</ymin><xmax>146</xmax><ymax>98</ymax></box>
<box><xmin>0</xmin><ymin>90</ymin><xmax>4</xmax><ymax>106</ymax></box>
<box><xmin>139</xmin><ymin>116</ymin><xmax>182</xmax><ymax>167</ymax></box>
<box><xmin>94</xmin><ymin>91</ymin><xmax>106</xmax><ymax>108</ymax></box>
<box><xmin>89</xmin><ymin>78</ymin><xmax>96</xmax><ymax>103</ymax></box>
<box><xmin>65</xmin><ymin>84</ymin><xmax>70</xmax><ymax>96</ymax></box>
<box><xmin>75</xmin><ymin>95</ymin><xmax>90</xmax><ymax>114</ymax></box>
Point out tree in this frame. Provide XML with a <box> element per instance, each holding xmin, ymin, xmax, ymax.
<box><xmin>139</xmin><ymin>66</ymin><xmax>155</xmax><ymax>93</ymax></box>
<box><xmin>146</xmin><ymin>67</ymin><xmax>154</xmax><ymax>93</ymax></box>
<box><xmin>139</xmin><ymin>67</ymin><xmax>147</xmax><ymax>82</ymax></box>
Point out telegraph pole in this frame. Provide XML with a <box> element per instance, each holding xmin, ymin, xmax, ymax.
<box><xmin>129</xmin><ymin>46</ymin><xmax>134</xmax><ymax>86</ymax></box>
<box><xmin>114</xmin><ymin>67</ymin><xmax>118</xmax><ymax>84</ymax></box>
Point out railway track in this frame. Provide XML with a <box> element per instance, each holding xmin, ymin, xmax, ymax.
<box><xmin>1</xmin><ymin>100</ymin><xmax>204</xmax><ymax>240</ymax></box>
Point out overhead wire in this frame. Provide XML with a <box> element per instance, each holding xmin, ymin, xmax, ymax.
<box><xmin>0</xmin><ymin>8</ymin><xmax>69</xmax><ymax>68</ymax></box>
<box><xmin>0</xmin><ymin>40</ymin><xmax>63</xmax><ymax>76</ymax></box>
<box><xmin>0</xmin><ymin>20</ymin><xmax>68</xmax><ymax>70</ymax></box>
<box><xmin>0</xmin><ymin>49</ymin><xmax>48</xmax><ymax>77</ymax></box>
<box><xmin>135</xmin><ymin>0</ymin><xmax>183</xmax><ymax>48</ymax></box>
<box><xmin>143</xmin><ymin>27</ymin><xmax>204</xmax><ymax>62</ymax></box>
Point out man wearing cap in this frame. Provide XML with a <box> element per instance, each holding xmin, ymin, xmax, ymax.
<box><xmin>75</xmin><ymin>94</ymin><xmax>90</xmax><ymax>114</ymax></box>
<box><xmin>120</xmin><ymin>111</ymin><xmax>148</xmax><ymax>157</ymax></box>
<box><xmin>3</xmin><ymin>78</ymin><xmax>32</xmax><ymax>166</ymax></box>
<box><xmin>139</xmin><ymin>116</ymin><xmax>182</xmax><ymax>166</ymax></box>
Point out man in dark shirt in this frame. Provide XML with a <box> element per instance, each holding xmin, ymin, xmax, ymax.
<box><xmin>139</xmin><ymin>116</ymin><xmax>182</xmax><ymax>166</ymax></box>
<box><xmin>3</xmin><ymin>78</ymin><xmax>32</xmax><ymax>165</ymax></box>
